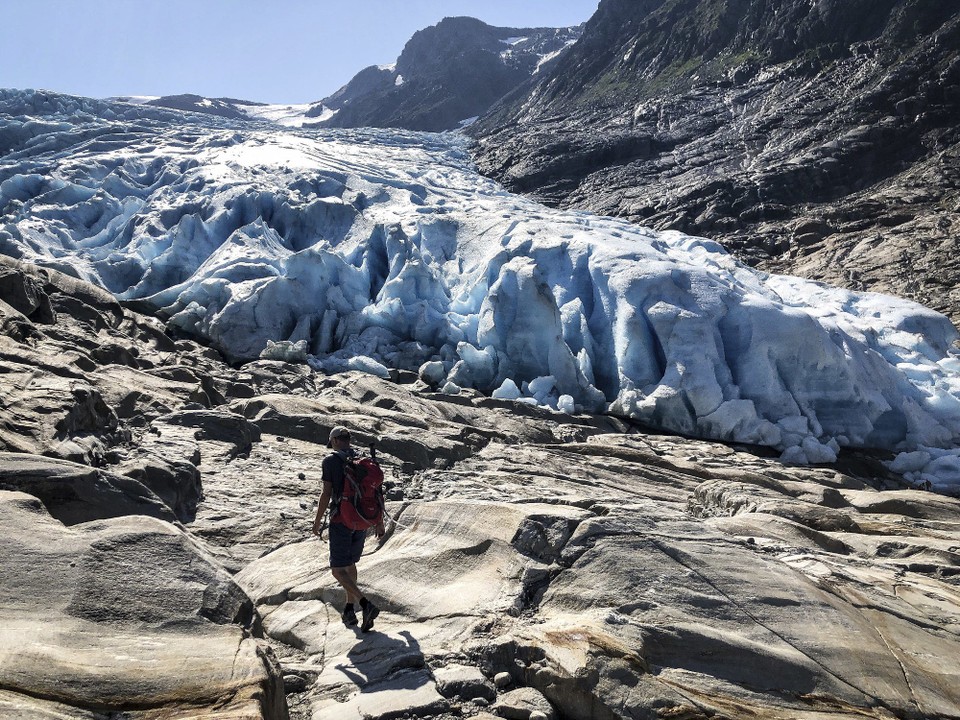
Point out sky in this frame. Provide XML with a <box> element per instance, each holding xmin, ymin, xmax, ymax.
<box><xmin>2</xmin><ymin>0</ymin><xmax>600</xmax><ymax>104</ymax></box>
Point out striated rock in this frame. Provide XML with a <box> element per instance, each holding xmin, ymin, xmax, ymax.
<box><xmin>0</xmin><ymin>261</ymin><xmax>55</xmax><ymax>321</ymax></box>
<box><xmin>0</xmin><ymin>369</ymin><xmax>120</xmax><ymax>462</ymax></box>
<box><xmin>236</xmin><ymin>418</ymin><xmax>960</xmax><ymax>719</ymax></box>
<box><xmin>159</xmin><ymin>408</ymin><xmax>261</xmax><ymax>453</ymax></box>
<box><xmin>114</xmin><ymin>451</ymin><xmax>202</xmax><ymax>523</ymax></box>
<box><xmin>434</xmin><ymin>664</ymin><xmax>497</xmax><ymax>701</ymax></box>
<box><xmin>0</xmin><ymin>490</ymin><xmax>286</xmax><ymax>719</ymax></box>
<box><xmin>313</xmin><ymin>670</ymin><xmax>447</xmax><ymax>720</ymax></box>
<box><xmin>91</xmin><ymin>364</ymin><xmax>210</xmax><ymax>421</ymax></box>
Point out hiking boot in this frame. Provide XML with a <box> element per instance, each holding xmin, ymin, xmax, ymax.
<box><xmin>360</xmin><ymin>600</ymin><xmax>380</xmax><ymax>632</ymax></box>
<box><xmin>341</xmin><ymin>605</ymin><xmax>358</xmax><ymax>627</ymax></box>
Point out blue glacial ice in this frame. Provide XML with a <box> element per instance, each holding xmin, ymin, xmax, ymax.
<box><xmin>2</xmin><ymin>88</ymin><xmax>960</xmax><ymax>492</ymax></box>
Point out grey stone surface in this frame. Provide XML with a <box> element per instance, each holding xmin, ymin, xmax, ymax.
<box><xmin>0</xmin><ymin>490</ymin><xmax>285</xmax><ymax>719</ymax></box>
<box><xmin>0</xmin><ymin>451</ymin><xmax>175</xmax><ymax>525</ymax></box>
<box><xmin>493</xmin><ymin>687</ymin><xmax>556</xmax><ymax>720</ymax></box>
<box><xmin>434</xmin><ymin>664</ymin><xmax>496</xmax><ymax>701</ymax></box>
<box><xmin>2</xmin><ymin>259</ymin><xmax>960</xmax><ymax>719</ymax></box>
<box><xmin>312</xmin><ymin>670</ymin><xmax>447</xmax><ymax>720</ymax></box>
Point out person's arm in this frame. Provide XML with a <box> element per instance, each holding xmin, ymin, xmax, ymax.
<box><xmin>312</xmin><ymin>481</ymin><xmax>333</xmax><ymax>536</ymax></box>
<box><xmin>313</xmin><ymin>455</ymin><xmax>338</xmax><ymax>537</ymax></box>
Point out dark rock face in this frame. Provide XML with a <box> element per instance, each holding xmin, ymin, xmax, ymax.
<box><xmin>314</xmin><ymin>16</ymin><xmax>583</xmax><ymax>132</ymax></box>
<box><xmin>469</xmin><ymin>0</ymin><xmax>960</xmax><ymax>324</ymax></box>
<box><xmin>0</xmin><ymin>452</ymin><xmax>176</xmax><ymax>525</ymax></box>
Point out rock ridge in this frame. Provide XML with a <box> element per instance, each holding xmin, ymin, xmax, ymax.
<box><xmin>313</xmin><ymin>17</ymin><xmax>583</xmax><ymax>132</ymax></box>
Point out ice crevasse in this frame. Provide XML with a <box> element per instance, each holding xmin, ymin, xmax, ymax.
<box><xmin>1</xmin><ymin>88</ymin><xmax>960</xmax><ymax>490</ymax></box>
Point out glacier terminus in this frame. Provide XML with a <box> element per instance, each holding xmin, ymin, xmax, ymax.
<box><xmin>2</xmin><ymin>88</ymin><xmax>960</xmax><ymax>492</ymax></box>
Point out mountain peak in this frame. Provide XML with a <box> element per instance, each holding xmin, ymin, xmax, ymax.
<box><xmin>314</xmin><ymin>16</ymin><xmax>583</xmax><ymax>132</ymax></box>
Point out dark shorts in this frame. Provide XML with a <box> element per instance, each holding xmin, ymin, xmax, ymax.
<box><xmin>328</xmin><ymin>521</ymin><xmax>367</xmax><ymax>568</ymax></box>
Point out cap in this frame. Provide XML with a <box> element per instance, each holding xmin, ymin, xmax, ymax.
<box><xmin>328</xmin><ymin>425</ymin><xmax>351</xmax><ymax>447</ymax></box>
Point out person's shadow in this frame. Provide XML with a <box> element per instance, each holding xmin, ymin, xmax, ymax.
<box><xmin>336</xmin><ymin>630</ymin><xmax>427</xmax><ymax>691</ymax></box>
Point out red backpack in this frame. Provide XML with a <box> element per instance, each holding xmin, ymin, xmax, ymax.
<box><xmin>332</xmin><ymin>455</ymin><xmax>385</xmax><ymax>530</ymax></box>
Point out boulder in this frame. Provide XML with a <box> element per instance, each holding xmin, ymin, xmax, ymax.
<box><xmin>434</xmin><ymin>664</ymin><xmax>497</xmax><ymax>701</ymax></box>
<box><xmin>0</xmin><ymin>490</ymin><xmax>287</xmax><ymax>719</ymax></box>
<box><xmin>493</xmin><ymin>687</ymin><xmax>556</xmax><ymax>720</ymax></box>
<box><xmin>115</xmin><ymin>452</ymin><xmax>202</xmax><ymax>522</ymax></box>
<box><xmin>0</xmin><ymin>372</ymin><xmax>119</xmax><ymax>460</ymax></box>
<box><xmin>0</xmin><ymin>263</ymin><xmax>55</xmax><ymax>321</ymax></box>
<box><xmin>158</xmin><ymin>408</ymin><xmax>261</xmax><ymax>452</ymax></box>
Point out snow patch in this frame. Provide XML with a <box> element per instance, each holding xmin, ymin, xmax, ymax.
<box><xmin>237</xmin><ymin>102</ymin><xmax>327</xmax><ymax>127</ymax></box>
<box><xmin>535</xmin><ymin>39</ymin><xmax>578</xmax><ymax>73</ymax></box>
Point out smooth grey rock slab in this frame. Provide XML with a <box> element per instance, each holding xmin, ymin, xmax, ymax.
<box><xmin>0</xmin><ymin>490</ymin><xmax>286</xmax><ymax>719</ymax></box>
<box><xmin>160</xmin><ymin>408</ymin><xmax>261</xmax><ymax>451</ymax></box>
<box><xmin>312</xmin><ymin>629</ymin><xmax>430</xmax><ymax>695</ymax></box>
<box><xmin>313</xmin><ymin>670</ymin><xmax>447</xmax><ymax>720</ymax></box>
<box><xmin>0</xmin><ymin>369</ymin><xmax>119</xmax><ymax>461</ymax></box>
<box><xmin>262</xmin><ymin>600</ymin><xmax>332</xmax><ymax>655</ymax></box>
<box><xmin>114</xmin><ymin>450</ymin><xmax>202</xmax><ymax>522</ymax></box>
<box><xmin>91</xmin><ymin>364</ymin><xmax>207</xmax><ymax>420</ymax></box>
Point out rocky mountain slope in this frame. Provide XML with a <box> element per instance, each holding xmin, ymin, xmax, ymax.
<box><xmin>469</xmin><ymin>0</ymin><xmax>960</xmax><ymax>325</ymax></box>
<box><xmin>312</xmin><ymin>17</ymin><xmax>582</xmax><ymax>132</ymax></box>
<box><xmin>3</xmin><ymin>243</ymin><xmax>960</xmax><ymax>719</ymax></box>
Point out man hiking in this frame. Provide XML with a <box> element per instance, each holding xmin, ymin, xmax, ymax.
<box><xmin>312</xmin><ymin>425</ymin><xmax>385</xmax><ymax>631</ymax></box>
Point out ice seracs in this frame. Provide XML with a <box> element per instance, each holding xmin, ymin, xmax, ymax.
<box><xmin>2</xmin><ymin>88</ymin><xmax>960</xmax><ymax>491</ymax></box>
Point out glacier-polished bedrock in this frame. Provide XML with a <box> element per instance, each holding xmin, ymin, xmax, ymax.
<box><xmin>2</xmin><ymin>88</ymin><xmax>960</xmax><ymax>490</ymax></box>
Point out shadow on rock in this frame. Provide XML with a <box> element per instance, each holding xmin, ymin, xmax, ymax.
<box><xmin>317</xmin><ymin>630</ymin><xmax>448</xmax><ymax>719</ymax></box>
<box><xmin>338</xmin><ymin>630</ymin><xmax>426</xmax><ymax>689</ymax></box>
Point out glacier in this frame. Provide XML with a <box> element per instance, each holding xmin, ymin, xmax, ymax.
<box><xmin>2</xmin><ymin>88</ymin><xmax>960</xmax><ymax>491</ymax></box>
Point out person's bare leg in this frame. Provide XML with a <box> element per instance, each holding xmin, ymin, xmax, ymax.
<box><xmin>332</xmin><ymin>565</ymin><xmax>362</xmax><ymax>604</ymax></box>
<box><xmin>347</xmin><ymin>565</ymin><xmax>361</xmax><ymax>602</ymax></box>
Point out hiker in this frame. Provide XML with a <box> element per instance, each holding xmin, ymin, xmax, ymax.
<box><xmin>312</xmin><ymin>425</ymin><xmax>386</xmax><ymax>632</ymax></box>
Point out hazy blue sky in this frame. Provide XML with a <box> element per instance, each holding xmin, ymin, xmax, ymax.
<box><xmin>3</xmin><ymin>0</ymin><xmax>600</xmax><ymax>104</ymax></box>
